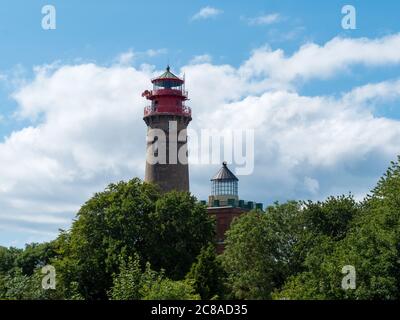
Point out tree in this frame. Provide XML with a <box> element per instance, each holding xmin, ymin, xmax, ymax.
<box><xmin>301</xmin><ymin>195</ymin><xmax>359</xmax><ymax>241</ymax></box>
<box><xmin>221</xmin><ymin>202</ymin><xmax>305</xmax><ymax>300</ymax></box>
<box><xmin>273</xmin><ymin>235</ymin><xmax>343</xmax><ymax>300</ymax></box>
<box><xmin>109</xmin><ymin>254</ymin><xmax>200</xmax><ymax>300</ymax></box>
<box><xmin>15</xmin><ymin>242</ymin><xmax>57</xmax><ymax>276</ymax></box>
<box><xmin>221</xmin><ymin>210</ymin><xmax>278</xmax><ymax>299</ymax></box>
<box><xmin>0</xmin><ymin>246</ymin><xmax>21</xmax><ymax>275</ymax></box>
<box><xmin>264</xmin><ymin>201</ymin><xmax>305</xmax><ymax>286</ymax></box>
<box><xmin>186</xmin><ymin>243</ymin><xmax>226</xmax><ymax>299</ymax></box>
<box><xmin>109</xmin><ymin>254</ymin><xmax>147</xmax><ymax>300</ymax></box>
<box><xmin>54</xmin><ymin>179</ymin><xmax>160</xmax><ymax>299</ymax></box>
<box><xmin>0</xmin><ymin>267</ymin><xmax>66</xmax><ymax>300</ymax></box>
<box><xmin>144</xmin><ymin>191</ymin><xmax>215</xmax><ymax>280</ymax></box>
<box><xmin>276</xmin><ymin>159</ymin><xmax>400</xmax><ymax>300</ymax></box>
<box><xmin>142</xmin><ymin>278</ymin><xmax>200</xmax><ymax>300</ymax></box>
<box><xmin>54</xmin><ymin>179</ymin><xmax>214</xmax><ymax>299</ymax></box>
<box><xmin>0</xmin><ymin>269</ymin><xmax>34</xmax><ymax>300</ymax></box>
<box><xmin>0</xmin><ymin>241</ymin><xmax>78</xmax><ymax>300</ymax></box>
<box><xmin>336</xmin><ymin>157</ymin><xmax>400</xmax><ymax>299</ymax></box>
<box><xmin>222</xmin><ymin>198</ymin><xmax>360</xmax><ymax>300</ymax></box>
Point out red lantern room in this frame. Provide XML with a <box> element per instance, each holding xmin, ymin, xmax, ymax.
<box><xmin>142</xmin><ymin>66</ymin><xmax>191</xmax><ymax>119</ymax></box>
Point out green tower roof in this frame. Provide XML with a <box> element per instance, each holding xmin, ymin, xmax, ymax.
<box><xmin>152</xmin><ymin>66</ymin><xmax>183</xmax><ymax>83</ymax></box>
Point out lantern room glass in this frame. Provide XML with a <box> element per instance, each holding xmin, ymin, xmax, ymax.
<box><xmin>211</xmin><ymin>180</ymin><xmax>238</xmax><ymax>196</ymax></box>
<box><xmin>153</xmin><ymin>80</ymin><xmax>182</xmax><ymax>90</ymax></box>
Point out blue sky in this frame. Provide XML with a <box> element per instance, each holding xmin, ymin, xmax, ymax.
<box><xmin>1</xmin><ymin>0</ymin><xmax>400</xmax><ymax>137</ymax></box>
<box><xmin>2</xmin><ymin>0</ymin><xmax>400</xmax><ymax>247</ymax></box>
<box><xmin>0</xmin><ymin>1</ymin><xmax>399</xmax><ymax>71</ymax></box>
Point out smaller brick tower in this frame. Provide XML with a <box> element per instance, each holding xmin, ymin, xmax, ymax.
<box><xmin>207</xmin><ymin>162</ymin><xmax>264</xmax><ymax>253</ymax></box>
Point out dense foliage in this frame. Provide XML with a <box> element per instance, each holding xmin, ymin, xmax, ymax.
<box><xmin>109</xmin><ymin>254</ymin><xmax>200</xmax><ymax>300</ymax></box>
<box><xmin>1</xmin><ymin>178</ymin><xmax>214</xmax><ymax>300</ymax></box>
<box><xmin>1</xmin><ymin>157</ymin><xmax>400</xmax><ymax>300</ymax></box>
<box><xmin>186</xmin><ymin>243</ymin><xmax>226</xmax><ymax>299</ymax></box>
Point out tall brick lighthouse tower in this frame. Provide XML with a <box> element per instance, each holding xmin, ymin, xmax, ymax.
<box><xmin>142</xmin><ymin>66</ymin><xmax>192</xmax><ymax>193</ymax></box>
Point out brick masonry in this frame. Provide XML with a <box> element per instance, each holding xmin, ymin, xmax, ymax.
<box><xmin>207</xmin><ymin>206</ymin><xmax>249</xmax><ymax>254</ymax></box>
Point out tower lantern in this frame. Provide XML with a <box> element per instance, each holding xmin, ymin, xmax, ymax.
<box><xmin>211</xmin><ymin>162</ymin><xmax>238</xmax><ymax>197</ymax></box>
<box><xmin>209</xmin><ymin>162</ymin><xmax>239</xmax><ymax>207</ymax></box>
<box><xmin>142</xmin><ymin>66</ymin><xmax>192</xmax><ymax>193</ymax></box>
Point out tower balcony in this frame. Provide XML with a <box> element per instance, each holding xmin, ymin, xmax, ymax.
<box><xmin>144</xmin><ymin>105</ymin><xmax>192</xmax><ymax>117</ymax></box>
<box><xmin>144</xmin><ymin>89</ymin><xmax>188</xmax><ymax>99</ymax></box>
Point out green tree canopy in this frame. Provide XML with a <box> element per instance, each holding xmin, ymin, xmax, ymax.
<box><xmin>186</xmin><ymin>243</ymin><xmax>226</xmax><ymax>299</ymax></box>
<box><xmin>53</xmin><ymin>178</ymin><xmax>214</xmax><ymax>299</ymax></box>
<box><xmin>222</xmin><ymin>197</ymin><xmax>360</xmax><ymax>300</ymax></box>
<box><xmin>276</xmin><ymin>158</ymin><xmax>400</xmax><ymax>300</ymax></box>
<box><xmin>109</xmin><ymin>254</ymin><xmax>200</xmax><ymax>300</ymax></box>
<box><xmin>0</xmin><ymin>246</ymin><xmax>21</xmax><ymax>275</ymax></box>
<box><xmin>221</xmin><ymin>210</ymin><xmax>280</xmax><ymax>299</ymax></box>
<box><xmin>144</xmin><ymin>191</ymin><xmax>215</xmax><ymax>280</ymax></box>
<box><xmin>142</xmin><ymin>278</ymin><xmax>200</xmax><ymax>300</ymax></box>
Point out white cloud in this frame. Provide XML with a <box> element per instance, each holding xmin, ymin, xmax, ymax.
<box><xmin>116</xmin><ymin>50</ymin><xmax>135</xmax><ymax>65</ymax></box>
<box><xmin>198</xmin><ymin>87</ymin><xmax>400</xmax><ymax>167</ymax></box>
<box><xmin>115</xmin><ymin>48</ymin><xmax>167</xmax><ymax>66</ymax></box>
<box><xmin>191</xmin><ymin>85</ymin><xmax>400</xmax><ymax>204</ymax></box>
<box><xmin>239</xmin><ymin>34</ymin><xmax>400</xmax><ymax>86</ymax></box>
<box><xmin>1</xmin><ymin>64</ymin><xmax>153</xmax><ymax>239</ymax></box>
<box><xmin>304</xmin><ymin>177</ymin><xmax>320</xmax><ymax>194</ymax></box>
<box><xmin>191</xmin><ymin>6</ymin><xmax>223</xmax><ymax>21</ymax></box>
<box><xmin>145</xmin><ymin>48</ymin><xmax>168</xmax><ymax>57</ymax></box>
<box><xmin>266</xmin><ymin>26</ymin><xmax>306</xmax><ymax>42</ymax></box>
<box><xmin>246</xmin><ymin>13</ymin><xmax>281</xmax><ymax>26</ymax></box>
<box><xmin>3</xmin><ymin>35</ymin><xmax>400</xmax><ymax>246</ymax></box>
<box><xmin>343</xmin><ymin>79</ymin><xmax>400</xmax><ymax>105</ymax></box>
<box><xmin>189</xmin><ymin>54</ymin><xmax>212</xmax><ymax>65</ymax></box>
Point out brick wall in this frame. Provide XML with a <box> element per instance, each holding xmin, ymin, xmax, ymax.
<box><xmin>207</xmin><ymin>206</ymin><xmax>249</xmax><ymax>254</ymax></box>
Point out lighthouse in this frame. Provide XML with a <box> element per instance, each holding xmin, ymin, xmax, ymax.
<box><xmin>142</xmin><ymin>66</ymin><xmax>192</xmax><ymax>193</ymax></box>
<box><xmin>206</xmin><ymin>162</ymin><xmax>264</xmax><ymax>253</ymax></box>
